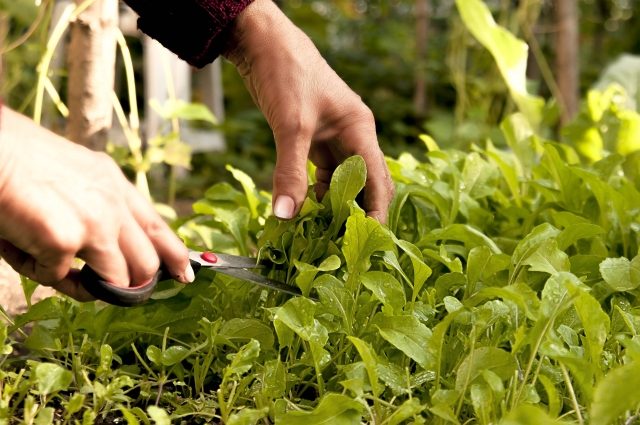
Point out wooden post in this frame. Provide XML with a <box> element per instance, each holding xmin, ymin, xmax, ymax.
<box><xmin>0</xmin><ymin>11</ymin><xmax>8</xmax><ymax>90</ymax></box>
<box><xmin>66</xmin><ymin>0</ymin><xmax>118</xmax><ymax>151</ymax></box>
<box><xmin>554</xmin><ymin>0</ymin><xmax>579</xmax><ymax>124</ymax></box>
<box><xmin>413</xmin><ymin>0</ymin><xmax>429</xmax><ymax>115</ymax></box>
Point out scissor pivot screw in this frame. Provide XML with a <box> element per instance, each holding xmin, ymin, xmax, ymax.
<box><xmin>201</xmin><ymin>252</ymin><xmax>218</xmax><ymax>264</ymax></box>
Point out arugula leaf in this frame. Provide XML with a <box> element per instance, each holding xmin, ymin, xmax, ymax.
<box><xmin>278</xmin><ymin>394</ymin><xmax>363</xmax><ymax>425</ymax></box>
<box><xmin>372</xmin><ymin>315</ymin><xmax>433</xmax><ymax>369</ymax></box>
<box><xmin>599</xmin><ymin>256</ymin><xmax>640</xmax><ymax>292</ymax></box>
<box><xmin>329</xmin><ymin>156</ymin><xmax>367</xmax><ymax>236</ymax></box>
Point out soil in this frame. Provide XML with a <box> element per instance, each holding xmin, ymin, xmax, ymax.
<box><xmin>0</xmin><ymin>259</ymin><xmax>57</xmax><ymax>318</ymax></box>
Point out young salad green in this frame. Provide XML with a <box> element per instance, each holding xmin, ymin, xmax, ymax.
<box><xmin>3</xmin><ymin>105</ymin><xmax>640</xmax><ymax>425</ymax></box>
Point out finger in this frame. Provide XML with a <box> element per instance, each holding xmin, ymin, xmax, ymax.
<box><xmin>118</xmin><ymin>215</ymin><xmax>161</xmax><ymax>287</ymax></box>
<box><xmin>340</xmin><ymin>127</ymin><xmax>395</xmax><ymax>225</ymax></box>
<box><xmin>272</xmin><ymin>133</ymin><xmax>312</xmax><ymax>220</ymax></box>
<box><xmin>79</xmin><ymin>240</ymin><xmax>130</xmax><ymax>288</ymax></box>
<box><xmin>126</xmin><ymin>186</ymin><xmax>192</xmax><ymax>284</ymax></box>
<box><xmin>49</xmin><ymin>270</ymin><xmax>96</xmax><ymax>302</ymax></box>
<box><xmin>0</xmin><ymin>239</ymin><xmax>95</xmax><ymax>302</ymax></box>
<box><xmin>0</xmin><ymin>239</ymin><xmax>74</xmax><ymax>287</ymax></box>
<box><xmin>314</xmin><ymin>167</ymin><xmax>334</xmax><ymax>201</ymax></box>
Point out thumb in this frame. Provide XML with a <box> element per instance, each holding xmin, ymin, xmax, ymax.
<box><xmin>272</xmin><ymin>133</ymin><xmax>311</xmax><ymax>220</ymax></box>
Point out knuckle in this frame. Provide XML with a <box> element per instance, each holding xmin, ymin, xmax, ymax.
<box><xmin>144</xmin><ymin>214</ymin><xmax>169</xmax><ymax>240</ymax></box>
<box><xmin>137</xmin><ymin>261</ymin><xmax>160</xmax><ymax>283</ymax></box>
<box><xmin>350</xmin><ymin>101</ymin><xmax>375</xmax><ymax>125</ymax></box>
<box><xmin>274</xmin><ymin>164</ymin><xmax>308</xmax><ymax>187</ymax></box>
<box><xmin>278</xmin><ymin>118</ymin><xmax>315</xmax><ymax>140</ymax></box>
<box><xmin>37</xmin><ymin>263</ymin><xmax>69</xmax><ymax>286</ymax></box>
<box><xmin>44</xmin><ymin>227</ymin><xmax>80</xmax><ymax>255</ymax></box>
<box><xmin>387</xmin><ymin>183</ymin><xmax>397</xmax><ymax>200</ymax></box>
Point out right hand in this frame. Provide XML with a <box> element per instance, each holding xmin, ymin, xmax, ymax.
<box><xmin>0</xmin><ymin>107</ymin><xmax>193</xmax><ymax>302</ymax></box>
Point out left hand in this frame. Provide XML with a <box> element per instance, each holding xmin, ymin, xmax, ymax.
<box><xmin>223</xmin><ymin>0</ymin><xmax>395</xmax><ymax>223</ymax></box>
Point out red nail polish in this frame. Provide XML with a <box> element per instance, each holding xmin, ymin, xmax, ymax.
<box><xmin>201</xmin><ymin>252</ymin><xmax>218</xmax><ymax>264</ymax></box>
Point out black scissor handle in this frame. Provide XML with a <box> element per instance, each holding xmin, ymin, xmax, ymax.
<box><xmin>80</xmin><ymin>260</ymin><xmax>202</xmax><ymax>307</ymax></box>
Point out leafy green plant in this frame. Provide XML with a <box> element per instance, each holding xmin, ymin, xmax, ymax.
<box><xmin>6</xmin><ymin>112</ymin><xmax>640</xmax><ymax>423</ymax></box>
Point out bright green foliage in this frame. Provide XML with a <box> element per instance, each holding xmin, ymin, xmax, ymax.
<box><xmin>456</xmin><ymin>0</ymin><xmax>544</xmax><ymax>129</ymax></box>
<box><xmin>6</xmin><ymin>121</ymin><xmax>640</xmax><ymax>424</ymax></box>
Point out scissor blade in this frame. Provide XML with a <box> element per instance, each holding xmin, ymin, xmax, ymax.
<box><xmin>188</xmin><ymin>251</ymin><xmax>267</xmax><ymax>269</ymax></box>
<box><xmin>215</xmin><ymin>267</ymin><xmax>318</xmax><ymax>301</ymax></box>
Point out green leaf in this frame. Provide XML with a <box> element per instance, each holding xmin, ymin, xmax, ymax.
<box><xmin>224</xmin><ymin>340</ymin><xmax>261</xmax><ymax>380</ymax></box>
<box><xmin>461</xmin><ymin>152</ymin><xmax>499</xmax><ymax>199</ymax></box>
<box><xmin>146</xmin><ymin>346</ymin><xmax>162</xmax><ymax>365</ymax></box>
<box><xmin>456</xmin><ymin>0</ymin><xmax>544</xmax><ymax>128</ymax></box>
<box><xmin>537</xmin><ymin>375</ymin><xmax>562</xmax><ymax>418</ymax></box>
<box><xmin>572</xmin><ymin>167</ymin><xmax>631</xmax><ymax>254</ymax></box>
<box><xmin>455</xmin><ymin>347</ymin><xmax>517</xmax><ymax>392</ymax></box>
<box><xmin>387</xmin><ymin>399</ymin><xmax>425</xmax><ymax>425</ymax></box>
<box><xmin>347</xmin><ymin>336</ymin><xmax>381</xmax><ymax>396</ymax></box>
<box><xmin>34</xmin><ymin>407</ymin><xmax>54</xmax><ymax>425</ymax></box>
<box><xmin>373</xmin><ymin>315</ymin><xmax>432</xmax><ymax>369</ymax></box>
<box><xmin>161</xmin><ymin>346</ymin><xmax>189</xmax><ymax>366</ymax></box>
<box><xmin>342</xmin><ymin>211</ymin><xmax>395</xmax><ymax>285</ymax></box>
<box><xmin>220</xmin><ymin>318</ymin><xmax>275</xmax><ymax>351</ymax></box>
<box><xmin>278</xmin><ymin>394</ymin><xmax>363</xmax><ymax>425</ymax></box>
<box><xmin>360</xmin><ymin>271</ymin><xmax>405</xmax><ymax>314</ymax></box>
<box><xmin>600</xmin><ymin>256</ymin><xmax>640</xmax><ymax>292</ymax></box>
<box><xmin>65</xmin><ymin>394</ymin><xmax>85</xmax><ymax>419</ymax></box>
<box><xmin>466</xmin><ymin>246</ymin><xmax>492</xmax><ymax>293</ymax></box>
<box><xmin>161</xmin><ymin>138</ymin><xmax>192</xmax><ymax>169</ymax></box>
<box><xmin>510</xmin><ymin>223</ymin><xmax>561</xmax><ymax>282</ymax></box>
<box><xmin>193</xmin><ymin>201</ymin><xmax>251</xmax><ymax>256</ymax></box>
<box><xmin>429</xmin><ymin>404</ymin><xmax>461</xmax><ymax>425</ymax></box>
<box><xmin>394</xmin><ymin>237</ymin><xmax>433</xmax><ymax>299</ymax></box>
<box><xmin>567</xmin><ymin>285</ymin><xmax>610</xmax><ymax>372</ymax></box>
<box><xmin>540</xmin><ymin>144</ymin><xmax>584</xmax><ymax>210</ymax></box>
<box><xmin>275</xmin><ymin>297</ymin><xmax>328</xmax><ymax>346</ymax></box>
<box><xmin>502</xmin><ymin>404</ymin><xmax>569</xmax><ymax>425</ymax></box>
<box><xmin>590</xmin><ymin>361</ymin><xmax>640</xmax><ymax>425</ymax></box>
<box><xmin>149</xmin><ymin>99</ymin><xmax>217</xmax><ymax>124</ymax></box>
<box><xmin>314</xmin><ymin>275</ymin><xmax>354</xmax><ymax>330</ymax></box>
<box><xmin>262</xmin><ymin>359</ymin><xmax>286</xmax><ymax>399</ymax></box>
<box><xmin>147</xmin><ymin>406</ymin><xmax>170</xmax><ymax>425</ymax></box>
<box><xmin>420</xmin><ymin>224</ymin><xmax>501</xmax><ymax>254</ymax></box>
<box><xmin>227</xmin><ymin>407</ymin><xmax>269</xmax><ymax>425</ymax></box>
<box><xmin>12</xmin><ymin>297</ymin><xmax>64</xmax><ymax>331</ymax></box>
<box><xmin>330</xmin><ymin>156</ymin><xmax>367</xmax><ymax>235</ymax></box>
<box><xmin>131</xmin><ymin>408</ymin><xmax>150</xmax><ymax>425</ymax></box>
<box><xmin>294</xmin><ymin>261</ymin><xmax>321</xmax><ymax>297</ymax></box>
<box><xmin>20</xmin><ymin>275</ymin><xmax>39</xmax><ymax>308</ymax></box>
<box><xmin>226</xmin><ymin>165</ymin><xmax>260</xmax><ymax>219</ymax></box>
<box><xmin>24</xmin><ymin>324</ymin><xmax>58</xmax><ymax>351</ymax></box>
<box><xmin>522</xmin><ymin>239</ymin><xmax>570</xmax><ymax>275</ymax></box>
<box><xmin>34</xmin><ymin>363</ymin><xmax>73</xmax><ymax>396</ymax></box>
<box><xmin>556</xmin><ymin>223</ymin><xmax>606</xmax><ymax>251</ymax></box>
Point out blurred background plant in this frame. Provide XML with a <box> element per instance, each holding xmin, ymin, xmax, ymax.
<box><xmin>2</xmin><ymin>0</ymin><xmax>640</xmax><ymax>208</ymax></box>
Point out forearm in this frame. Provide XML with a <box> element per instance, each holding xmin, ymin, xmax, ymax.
<box><xmin>123</xmin><ymin>0</ymin><xmax>255</xmax><ymax>67</ymax></box>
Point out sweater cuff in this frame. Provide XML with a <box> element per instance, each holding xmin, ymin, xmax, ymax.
<box><xmin>125</xmin><ymin>0</ymin><xmax>255</xmax><ymax>68</ymax></box>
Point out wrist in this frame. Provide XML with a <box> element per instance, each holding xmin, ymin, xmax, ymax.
<box><xmin>222</xmin><ymin>0</ymin><xmax>297</xmax><ymax>68</ymax></box>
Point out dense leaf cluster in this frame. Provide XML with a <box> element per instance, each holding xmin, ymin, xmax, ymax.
<box><xmin>4</xmin><ymin>107</ymin><xmax>640</xmax><ymax>424</ymax></box>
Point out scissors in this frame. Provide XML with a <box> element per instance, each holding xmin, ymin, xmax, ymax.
<box><xmin>79</xmin><ymin>249</ymin><xmax>314</xmax><ymax>307</ymax></box>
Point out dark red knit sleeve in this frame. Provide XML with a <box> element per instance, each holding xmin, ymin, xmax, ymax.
<box><xmin>123</xmin><ymin>0</ymin><xmax>254</xmax><ymax>68</ymax></box>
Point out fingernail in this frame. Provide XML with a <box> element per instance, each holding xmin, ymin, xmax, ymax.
<box><xmin>184</xmin><ymin>263</ymin><xmax>195</xmax><ymax>283</ymax></box>
<box><xmin>273</xmin><ymin>196</ymin><xmax>295</xmax><ymax>220</ymax></box>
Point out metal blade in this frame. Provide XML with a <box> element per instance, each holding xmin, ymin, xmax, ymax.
<box><xmin>215</xmin><ymin>267</ymin><xmax>318</xmax><ymax>301</ymax></box>
<box><xmin>188</xmin><ymin>251</ymin><xmax>267</xmax><ymax>269</ymax></box>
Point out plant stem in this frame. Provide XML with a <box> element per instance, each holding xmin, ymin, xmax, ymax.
<box><xmin>560</xmin><ymin>362</ymin><xmax>583</xmax><ymax>425</ymax></box>
<box><xmin>34</xmin><ymin>0</ymin><xmax>96</xmax><ymax>124</ymax></box>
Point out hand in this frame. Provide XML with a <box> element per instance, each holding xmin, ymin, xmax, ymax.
<box><xmin>0</xmin><ymin>107</ymin><xmax>193</xmax><ymax>301</ymax></box>
<box><xmin>223</xmin><ymin>0</ymin><xmax>395</xmax><ymax>222</ymax></box>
